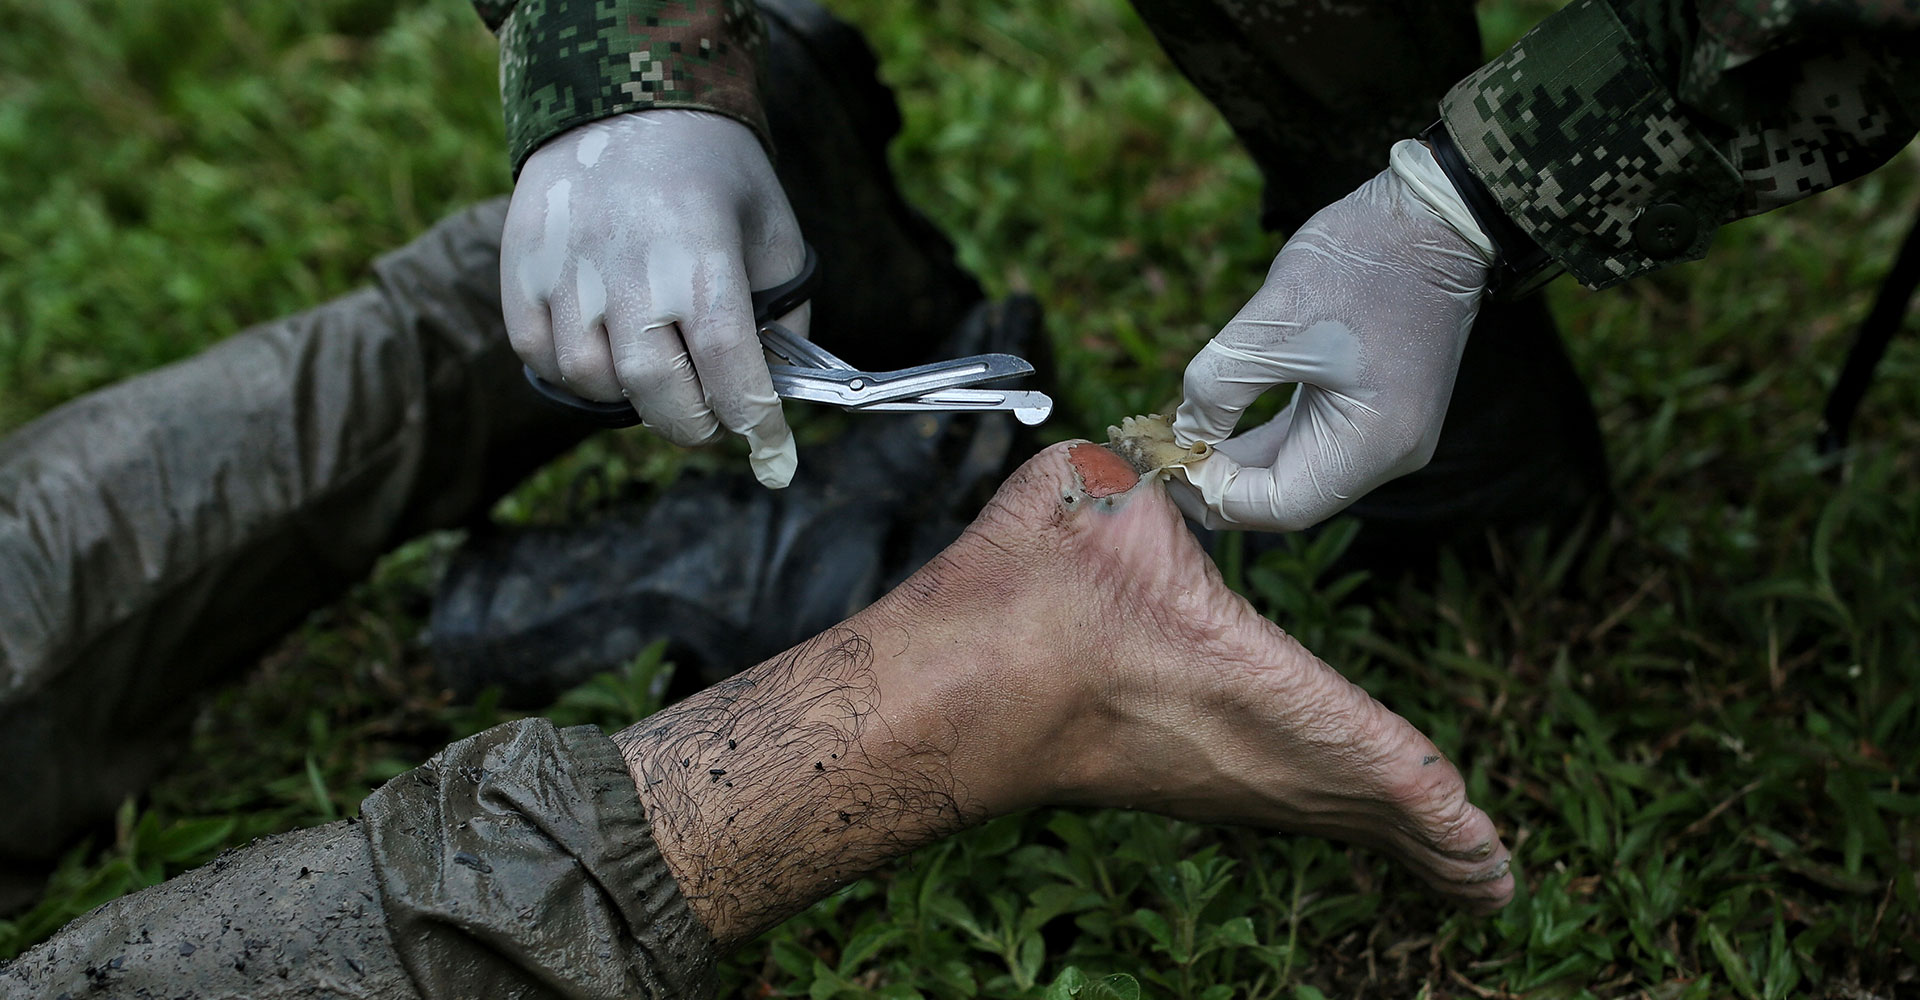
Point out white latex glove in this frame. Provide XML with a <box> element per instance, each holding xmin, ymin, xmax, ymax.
<box><xmin>502</xmin><ymin>110</ymin><xmax>809</xmax><ymax>488</ymax></box>
<box><xmin>1169</xmin><ymin>140</ymin><xmax>1498</xmax><ymax>531</ymax></box>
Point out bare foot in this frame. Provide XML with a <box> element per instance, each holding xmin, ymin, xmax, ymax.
<box><xmin>882</xmin><ymin>440</ymin><xmax>1515</xmax><ymax>912</ymax></box>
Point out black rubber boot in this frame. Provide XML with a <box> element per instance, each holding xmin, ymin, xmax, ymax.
<box><xmin>431</xmin><ymin>297</ymin><xmax>1044</xmax><ymax>704</ymax></box>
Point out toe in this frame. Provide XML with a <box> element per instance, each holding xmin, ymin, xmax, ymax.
<box><xmin>1379</xmin><ymin>746</ymin><xmax>1515</xmax><ymax>911</ymax></box>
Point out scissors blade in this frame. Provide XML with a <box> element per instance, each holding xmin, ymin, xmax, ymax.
<box><xmin>769</xmin><ymin>353</ymin><xmax>1035</xmax><ymax>407</ymax></box>
<box><xmin>855</xmin><ymin>388</ymin><xmax>1054</xmax><ymax>426</ymax></box>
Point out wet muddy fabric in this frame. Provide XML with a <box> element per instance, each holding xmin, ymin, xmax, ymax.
<box><xmin>0</xmin><ymin>201</ymin><xmax>590</xmax><ymax>881</ymax></box>
<box><xmin>480</xmin><ymin>0</ymin><xmax>1918</xmax><ymax>284</ymax></box>
<box><xmin>362</xmin><ymin>719</ymin><xmax>714</xmax><ymax>1000</ymax></box>
<box><xmin>0</xmin><ymin>719</ymin><xmax>716</xmax><ymax>1000</ymax></box>
<box><xmin>0</xmin><ymin>822</ymin><xmax>416</xmax><ymax>999</ymax></box>
<box><xmin>0</xmin><ymin>0</ymin><xmax>974</xmax><ymax>891</ymax></box>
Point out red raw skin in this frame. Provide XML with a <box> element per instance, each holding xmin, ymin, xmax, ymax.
<box><xmin>1068</xmin><ymin>443</ymin><xmax>1140</xmax><ymax>498</ymax></box>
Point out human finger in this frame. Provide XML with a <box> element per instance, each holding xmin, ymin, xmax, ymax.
<box><xmin>548</xmin><ymin>259</ymin><xmax>622</xmax><ymax>401</ymax></box>
<box><xmin>680</xmin><ymin>249</ymin><xmax>796</xmax><ymax>488</ymax></box>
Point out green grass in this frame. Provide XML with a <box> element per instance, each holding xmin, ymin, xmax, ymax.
<box><xmin>3</xmin><ymin>0</ymin><xmax>1917</xmax><ymax>996</ymax></box>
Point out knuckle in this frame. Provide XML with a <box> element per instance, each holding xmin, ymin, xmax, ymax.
<box><xmin>701</xmin><ymin>330</ymin><xmax>762</xmax><ymax>366</ymax></box>
<box><xmin>610</xmin><ymin>351</ymin><xmax>668</xmax><ymax>392</ymax></box>
<box><xmin>639</xmin><ymin>404</ymin><xmax>719</xmax><ymax>447</ymax></box>
<box><xmin>1376</xmin><ymin>422</ymin><xmax>1441</xmax><ymax>475</ymax></box>
<box><xmin>554</xmin><ymin>352</ymin><xmax>606</xmax><ymax>388</ymax></box>
<box><xmin>505</xmin><ymin>320</ymin><xmax>550</xmax><ymax>358</ymax></box>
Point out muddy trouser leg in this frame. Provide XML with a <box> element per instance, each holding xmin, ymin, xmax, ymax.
<box><xmin>0</xmin><ymin>199</ymin><xmax>594</xmax><ymax>899</ymax></box>
<box><xmin>1132</xmin><ymin>0</ymin><xmax>1610</xmax><ymax>563</ymax></box>
<box><xmin>3</xmin><ymin>0</ymin><xmax>976</xmax><ymax>985</ymax></box>
<box><xmin>0</xmin><ymin>719</ymin><xmax>714</xmax><ymax>1000</ymax></box>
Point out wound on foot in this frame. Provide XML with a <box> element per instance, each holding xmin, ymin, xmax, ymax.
<box><xmin>1067</xmin><ymin>443</ymin><xmax>1140</xmax><ymax>498</ymax></box>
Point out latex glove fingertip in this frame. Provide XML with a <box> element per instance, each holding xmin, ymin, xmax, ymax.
<box><xmin>746</xmin><ymin>426</ymin><xmax>798</xmax><ymax>489</ymax></box>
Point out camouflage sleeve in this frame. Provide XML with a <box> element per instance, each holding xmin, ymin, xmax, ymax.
<box><xmin>473</xmin><ymin>0</ymin><xmax>771</xmax><ymax>175</ymax></box>
<box><xmin>1439</xmin><ymin>0</ymin><xmax>1920</xmax><ymax>289</ymax></box>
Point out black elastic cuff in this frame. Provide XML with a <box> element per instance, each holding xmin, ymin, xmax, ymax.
<box><xmin>1421</xmin><ymin>121</ymin><xmax>1563</xmax><ymax>298</ymax></box>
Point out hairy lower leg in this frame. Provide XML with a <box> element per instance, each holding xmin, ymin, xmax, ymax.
<box><xmin>614</xmin><ymin>627</ymin><xmax>975</xmax><ymax>946</ymax></box>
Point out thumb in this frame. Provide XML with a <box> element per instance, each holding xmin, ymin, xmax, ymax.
<box><xmin>1172</xmin><ymin>450</ymin><xmax>1297</xmax><ymax>532</ymax></box>
<box><xmin>1173</xmin><ymin>388</ymin><xmax>1369</xmax><ymax>532</ymax></box>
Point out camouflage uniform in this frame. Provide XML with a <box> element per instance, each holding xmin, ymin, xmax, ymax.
<box><xmin>8</xmin><ymin>3</ymin><xmax>1908</xmax><ymax>993</ymax></box>
<box><xmin>477</xmin><ymin>0</ymin><xmax>1919</xmax><ymax>286</ymax></box>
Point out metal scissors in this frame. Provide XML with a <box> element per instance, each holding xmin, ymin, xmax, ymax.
<box><xmin>522</xmin><ymin>245</ymin><xmax>1053</xmax><ymax>428</ymax></box>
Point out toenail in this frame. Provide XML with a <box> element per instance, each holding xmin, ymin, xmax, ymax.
<box><xmin>1470</xmin><ymin>840</ymin><xmax>1493</xmax><ymax>859</ymax></box>
<box><xmin>1464</xmin><ymin>858</ymin><xmax>1510</xmax><ymax>884</ymax></box>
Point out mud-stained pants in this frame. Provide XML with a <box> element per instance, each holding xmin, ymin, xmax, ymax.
<box><xmin>0</xmin><ymin>0</ymin><xmax>977</xmax><ymax>898</ymax></box>
<box><xmin>2</xmin><ymin>0</ymin><xmax>1603</xmax><ymax>995</ymax></box>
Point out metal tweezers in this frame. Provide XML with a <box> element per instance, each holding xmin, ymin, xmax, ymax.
<box><xmin>523</xmin><ymin>244</ymin><xmax>1053</xmax><ymax>428</ymax></box>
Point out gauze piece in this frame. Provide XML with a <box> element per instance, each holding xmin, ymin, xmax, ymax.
<box><xmin>1106</xmin><ymin>413</ymin><xmax>1212</xmax><ymax>478</ymax></box>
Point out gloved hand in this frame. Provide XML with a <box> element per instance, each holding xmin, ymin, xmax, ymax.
<box><xmin>501</xmin><ymin>110</ymin><xmax>809</xmax><ymax>488</ymax></box>
<box><xmin>1169</xmin><ymin>139</ymin><xmax>1497</xmax><ymax>531</ymax></box>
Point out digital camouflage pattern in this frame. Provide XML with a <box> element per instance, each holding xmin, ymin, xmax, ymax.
<box><xmin>1443</xmin><ymin>0</ymin><xmax>1919</xmax><ymax>288</ymax></box>
<box><xmin>476</xmin><ymin>0</ymin><xmax>1919</xmax><ymax>284</ymax></box>
<box><xmin>482</xmin><ymin>0</ymin><xmax>770</xmax><ymax>174</ymax></box>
